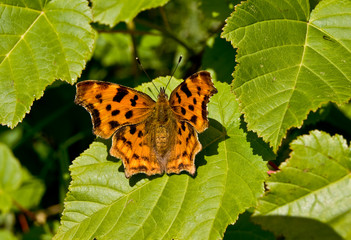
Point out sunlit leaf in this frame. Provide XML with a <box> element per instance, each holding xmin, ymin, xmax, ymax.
<box><xmin>253</xmin><ymin>130</ymin><xmax>351</xmax><ymax>239</ymax></box>
<box><xmin>222</xmin><ymin>0</ymin><xmax>351</xmax><ymax>151</ymax></box>
<box><xmin>92</xmin><ymin>0</ymin><xmax>170</xmax><ymax>26</ymax></box>
<box><xmin>0</xmin><ymin>0</ymin><xmax>95</xmax><ymax>128</ymax></box>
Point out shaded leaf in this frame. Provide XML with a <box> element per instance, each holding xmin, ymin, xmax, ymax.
<box><xmin>0</xmin><ymin>143</ymin><xmax>45</xmax><ymax>213</ymax></box>
<box><xmin>54</xmin><ymin>79</ymin><xmax>267</xmax><ymax>239</ymax></box>
<box><xmin>92</xmin><ymin>0</ymin><xmax>170</xmax><ymax>27</ymax></box>
<box><xmin>0</xmin><ymin>143</ymin><xmax>22</xmax><ymax>213</ymax></box>
<box><xmin>222</xmin><ymin>0</ymin><xmax>351</xmax><ymax>151</ymax></box>
<box><xmin>224</xmin><ymin>211</ymin><xmax>275</xmax><ymax>240</ymax></box>
<box><xmin>94</xmin><ymin>33</ymin><xmax>133</xmax><ymax>67</ymax></box>
<box><xmin>0</xmin><ymin>0</ymin><xmax>95</xmax><ymax>128</ymax></box>
<box><xmin>253</xmin><ymin>130</ymin><xmax>351</xmax><ymax>239</ymax></box>
<box><xmin>12</xmin><ymin>168</ymin><xmax>45</xmax><ymax>210</ymax></box>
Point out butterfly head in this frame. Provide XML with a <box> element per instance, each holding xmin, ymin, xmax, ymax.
<box><xmin>158</xmin><ymin>87</ymin><xmax>168</xmax><ymax>99</ymax></box>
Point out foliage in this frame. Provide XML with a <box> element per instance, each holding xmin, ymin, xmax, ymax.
<box><xmin>222</xmin><ymin>0</ymin><xmax>351</xmax><ymax>152</ymax></box>
<box><xmin>0</xmin><ymin>0</ymin><xmax>350</xmax><ymax>239</ymax></box>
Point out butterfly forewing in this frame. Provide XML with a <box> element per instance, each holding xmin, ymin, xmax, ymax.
<box><xmin>169</xmin><ymin>71</ymin><xmax>218</xmax><ymax>133</ymax></box>
<box><xmin>75</xmin><ymin>80</ymin><xmax>156</xmax><ymax>139</ymax></box>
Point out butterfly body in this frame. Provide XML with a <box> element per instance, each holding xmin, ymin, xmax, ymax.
<box><xmin>75</xmin><ymin>71</ymin><xmax>217</xmax><ymax>178</ymax></box>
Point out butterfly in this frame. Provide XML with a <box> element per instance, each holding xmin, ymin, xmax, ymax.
<box><xmin>75</xmin><ymin>71</ymin><xmax>217</xmax><ymax>178</ymax></box>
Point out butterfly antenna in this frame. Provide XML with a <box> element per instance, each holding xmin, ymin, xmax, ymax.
<box><xmin>165</xmin><ymin>55</ymin><xmax>182</xmax><ymax>90</ymax></box>
<box><xmin>136</xmin><ymin>57</ymin><xmax>159</xmax><ymax>92</ymax></box>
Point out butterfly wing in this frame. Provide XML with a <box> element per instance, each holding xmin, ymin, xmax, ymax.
<box><xmin>166</xmin><ymin>121</ymin><xmax>201</xmax><ymax>175</ymax></box>
<box><xmin>169</xmin><ymin>71</ymin><xmax>217</xmax><ymax>133</ymax></box>
<box><xmin>75</xmin><ymin>80</ymin><xmax>156</xmax><ymax>139</ymax></box>
<box><xmin>110</xmin><ymin>122</ymin><xmax>163</xmax><ymax>178</ymax></box>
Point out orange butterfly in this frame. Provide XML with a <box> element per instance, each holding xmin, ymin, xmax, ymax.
<box><xmin>75</xmin><ymin>71</ymin><xmax>217</xmax><ymax>178</ymax></box>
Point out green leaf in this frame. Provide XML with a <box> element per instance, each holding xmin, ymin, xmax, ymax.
<box><xmin>0</xmin><ymin>230</ymin><xmax>17</xmax><ymax>240</ymax></box>
<box><xmin>12</xmin><ymin>168</ymin><xmax>45</xmax><ymax>210</ymax></box>
<box><xmin>54</xmin><ymin>79</ymin><xmax>267</xmax><ymax>239</ymax></box>
<box><xmin>94</xmin><ymin>33</ymin><xmax>133</xmax><ymax>67</ymax></box>
<box><xmin>92</xmin><ymin>0</ymin><xmax>170</xmax><ymax>27</ymax></box>
<box><xmin>252</xmin><ymin>130</ymin><xmax>351</xmax><ymax>239</ymax></box>
<box><xmin>339</xmin><ymin>101</ymin><xmax>351</xmax><ymax>120</ymax></box>
<box><xmin>222</xmin><ymin>0</ymin><xmax>351</xmax><ymax>151</ymax></box>
<box><xmin>0</xmin><ymin>0</ymin><xmax>95</xmax><ymax>128</ymax></box>
<box><xmin>0</xmin><ymin>143</ymin><xmax>45</xmax><ymax>213</ymax></box>
<box><xmin>0</xmin><ymin>143</ymin><xmax>22</xmax><ymax>213</ymax></box>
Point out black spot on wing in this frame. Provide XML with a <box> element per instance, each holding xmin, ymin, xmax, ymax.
<box><xmin>181</xmin><ymin>122</ymin><xmax>186</xmax><ymax>131</ymax></box>
<box><xmin>87</xmin><ymin>104</ymin><xmax>101</xmax><ymax>128</ymax></box>
<box><xmin>129</xmin><ymin>125</ymin><xmax>136</xmax><ymax>135</ymax></box>
<box><xmin>193</xmin><ymin>98</ymin><xmax>197</xmax><ymax>105</ymax></box>
<box><xmin>130</xmin><ymin>95</ymin><xmax>138</xmax><ymax>106</ymax></box>
<box><xmin>197</xmin><ymin>86</ymin><xmax>201</xmax><ymax>96</ymax></box>
<box><xmin>109</xmin><ymin>120</ymin><xmax>119</xmax><ymax>129</ymax></box>
<box><xmin>132</xmin><ymin>153</ymin><xmax>139</xmax><ymax>159</ymax></box>
<box><xmin>181</xmin><ymin>107</ymin><xmax>186</xmax><ymax>115</ymax></box>
<box><xmin>138</xmin><ymin>130</ymin><xmax>143</xmax><ymax>138</ymax></box>
<box><xmin>201</xmin><ymin>101</ymin><xmax>207</xmax><ymax>120</ymax></box>
<box><xmin>125</xmin><ymin>110</ymin><xmax>133</xmax><ymax>119</ymax></box>
<box><xmin>181</xmin><ymin>83</ymin><xmax>192</xmax><ymax>97</ymax></box>
<box><xmin>176</xmin><ymin>92</ymin><xmax>181</xmax><ymax>103</ymax></box>
<box><xmin>106</xmin><ymin>104</ymin><xmax>111</xmax><ymax>111</ymax></box>
<box><xmin>95</xmin><ymin>93</ymin><xmax>102</xmax><ymax>103</ymax></box>
<box><xmin>111</xmin><ymin>110</ymin><xmax>120</xmax><ymax>116</ymax></box>
<box><xmin>188</xmin><ymin>104</ymin><xmax>194</xmax><ymax>111</ymax></box>
<box><xmin>190</xmin><ymin>115</ymin><xmax>197</xmax><ymax>125</ymax></box>
<box><xmin>113</xmin><ymin>87</ymin><xmax>129</xmax><ymax>102</ymax></box>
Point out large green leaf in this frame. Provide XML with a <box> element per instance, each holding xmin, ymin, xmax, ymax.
<box><xmin>92</xmin><ymin>0</ymin><xmax>170</xmax><ymax>27</ymax></box>
<box><xmin>54</xmin><ymin>78</ymin><xmax>267</xmax><ymax>239</ymax></box>
<box><xmin>0</xmin><ymin>0</ymin><xmax>95</xmax><ymax>128</ymax></box>
<box><xmin>222</xmin><ymin>0</ymin><xmax>351</xmax><ymax>151</ymax></box>
<box><xmin>253</xmin><ymin>130</ymin><xmax>351</xmax><ymax>239</ymax></box>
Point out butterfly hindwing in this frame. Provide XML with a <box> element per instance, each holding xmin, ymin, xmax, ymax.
<box><xmin>110</xmin><ymin>122</ymin><xmax>163</xmax><ymax>178</ymax></box>
<box><xmin>167</xmin><ymin>121</ymin><xmax>201</xmax><ymax>175</ymax></box>
<box><xmin>169</xmin><ymin>71</ymin><xmax>217</xmax><ymax>133</ymax></box>
<box><xmin>75</xmin><ymin>80</ymin><xmax>156</xmax><ymax>139</ymax></box>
